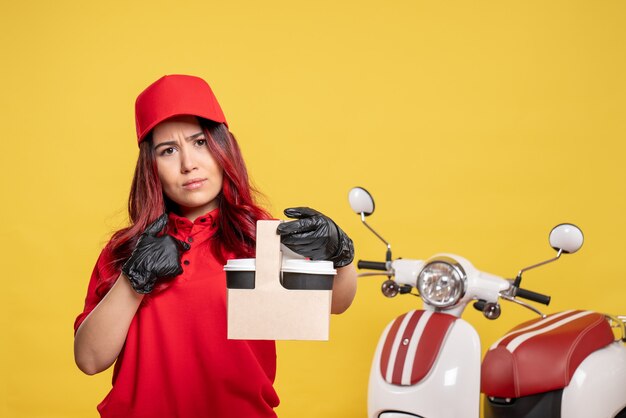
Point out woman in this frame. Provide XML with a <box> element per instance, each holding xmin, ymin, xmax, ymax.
<box><xmin>74</xmin><ymin>74</ymin><xmax>357</xmax><ymax>418</ymax></box>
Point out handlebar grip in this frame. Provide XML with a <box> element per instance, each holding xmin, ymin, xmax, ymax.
<box><xmin>516</xmin><ymin>288</ymin><xmax>551</xmax><ymax>306</ymax></box>
<box><xmin>357</xmin><ymin>260</ymin><xmax>387</xmax><ymax>271</ymax></box>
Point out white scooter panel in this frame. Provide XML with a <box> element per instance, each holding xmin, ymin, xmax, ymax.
<box><xmin>369</xmin><ymin>310</ymin><xmax>481</xmax><ymax>418</ymax></box>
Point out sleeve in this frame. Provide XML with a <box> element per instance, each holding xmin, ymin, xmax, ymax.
<box><xmin>73</xmin><ymin>242</ymin><xmax>118</xmax><ymax>334</ymax></box>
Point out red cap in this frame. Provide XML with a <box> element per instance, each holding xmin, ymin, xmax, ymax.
<box><xmin>134</xmin><ymin>74</ymin><xmax>228</xmax><ymax>144</ymax></box>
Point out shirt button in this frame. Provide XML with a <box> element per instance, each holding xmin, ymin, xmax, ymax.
<box><xmin>184</xmin><ymin>260</ymin><xmax>190</xmax><ymax>265</ymax></box>
<box><xmin>187</xmin><ymin>237</ymin><xmax>194</xmax><ymax>243</ymax></box>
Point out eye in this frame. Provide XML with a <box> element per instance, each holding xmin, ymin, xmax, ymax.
<box><xmin>195</xmin><ymin>138</ymin><xmax>207</xmax><ymax>147</ymax></box>
<box><xmin>160</xmin><ymin>147</ymin><xmax>176</xmax><ymax>156</ymax></box>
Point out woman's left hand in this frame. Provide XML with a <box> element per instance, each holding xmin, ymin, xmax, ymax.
<box><xmin>276</xmin><ymin>207</ymin><xmax>354</xmax><ymax>268</ymax></box>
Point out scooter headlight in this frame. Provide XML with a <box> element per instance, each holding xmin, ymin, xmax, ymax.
<box><xmin>417</xmin><ymin>257</ymin><xmax>467</xmax><ymax>308</ymax></box>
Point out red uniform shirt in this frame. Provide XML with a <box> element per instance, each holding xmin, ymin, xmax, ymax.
<box><xmin>75</xmin><ymin>209</ymin><xmax>279</xmax><ymax>418</ymax></box>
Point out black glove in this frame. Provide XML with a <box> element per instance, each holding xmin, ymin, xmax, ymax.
<box><xmin>122</xmin><ymin>214</ymin><xmax>190</xmax><ymax>294</ymax></box>
<box><xmin>276</xmin><ymin>207</ymin><xmax>354</xmax><ymax>268</ymax></box>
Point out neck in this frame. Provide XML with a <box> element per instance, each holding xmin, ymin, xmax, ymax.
<box><xmin>178</xmin><ymin>202</ymin><xmax>218</xmax><ymax>222</ymax></box>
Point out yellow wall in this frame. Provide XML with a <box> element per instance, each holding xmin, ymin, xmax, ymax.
<box><xmin>1</xmin><ymin>1</ymin><xmax>625</xmax><ymax>417</ymax></box>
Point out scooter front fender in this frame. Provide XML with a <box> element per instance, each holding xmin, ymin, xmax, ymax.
<box><xmin>368</xmin><ymin>310</ymin><xmax>481</xmax><ymax>418</ymax></box>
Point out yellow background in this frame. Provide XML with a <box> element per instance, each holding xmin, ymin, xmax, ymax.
<box><xmin>1</xmin><ymin>1</ymin><xmax>625</xmax><ymax>417</ymax></box>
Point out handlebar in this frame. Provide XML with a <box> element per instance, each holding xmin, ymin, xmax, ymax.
<box><xmin>515</xmin><ymin>287</ymin><xmax>551</xmax><ymax>306</ymax></box>
<box><xmin>357</xmin><ymin>258</ymin><xmax>552</xmax><ymax>309</ymax></box>
<box><xmin>474</xmin><ymin>286</ymin><xmax>551</xmax><ymax>318</ymax></box>
<box><xmin>357</xmin><ymin>260</ymin><xmax>387</xmax><ymax>271</ymax></box>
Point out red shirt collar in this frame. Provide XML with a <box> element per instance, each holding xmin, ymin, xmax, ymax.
<box><xmin>167</xmin><ymin>208</ymin><xmax>219</xmax><ymax>243</ymax></box>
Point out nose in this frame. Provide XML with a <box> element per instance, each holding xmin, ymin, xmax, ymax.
<box><xmin>179</xmin><ymin>144</ymin><xmax>197</xmax><ymax>173</ymax></box>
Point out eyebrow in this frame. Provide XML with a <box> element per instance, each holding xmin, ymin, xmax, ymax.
<box><xmin>153</xmin><ymin>132</ymin><xmax>205</xmax><ymax>150</ymax></box>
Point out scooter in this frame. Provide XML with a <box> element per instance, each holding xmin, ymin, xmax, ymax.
<box><xmin>348</xmin><ymin>187</ymin><xmax>626</xmax><ymax>418</ymax></box>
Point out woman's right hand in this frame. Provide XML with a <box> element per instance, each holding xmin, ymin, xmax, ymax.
<box><xmin>122</xmin><ymin>213</ymin><xmax>190</xmax><ymax>294</ymax></box>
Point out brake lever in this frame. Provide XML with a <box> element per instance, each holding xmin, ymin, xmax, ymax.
<box><xmin>499</xmin><ymin>293</ymin><xmax>546</xmax><ymax>318</ymax></box>
<box><xmin>357</xmin><ymin>271</ymin><xmax>394</xmax><ymax>278</ymax></box>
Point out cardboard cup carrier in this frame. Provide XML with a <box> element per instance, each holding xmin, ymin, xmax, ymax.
<box><xmin>224</xmin><ymin>220</ymin><xmax>336</xmax><ymax>341</ymax></box>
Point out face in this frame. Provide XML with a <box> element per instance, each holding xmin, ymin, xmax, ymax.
<box><xmin>152</xmin><ymin>115</ymin><xmax>224</xmax><ymax>221</ymax></box>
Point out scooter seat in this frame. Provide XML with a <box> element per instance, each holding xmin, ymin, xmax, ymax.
<box><xmin>481</xmin><ymin>310</ymin><xmax>614</xmax><ymax>398</ymax></box>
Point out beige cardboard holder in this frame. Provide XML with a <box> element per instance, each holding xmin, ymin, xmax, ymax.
<box><xmin>226</xmin><ymin>220</ymin><xmax>333</xmax><ymax>341</ymax></box>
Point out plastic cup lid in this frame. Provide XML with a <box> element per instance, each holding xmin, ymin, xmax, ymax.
<box><xmin>224</xmin><ymin>257</ymin><xmax>336</xmax><ymax>275</ymax></box>
<box><xmin>281</xmin><ymin>259</ymin><xmax>336</xmax><ymax>275</ymax></box>
<box><xmin>223</xmin><ymin>258</ymin><xmax>255</xmax><ymax>271</ymax></box>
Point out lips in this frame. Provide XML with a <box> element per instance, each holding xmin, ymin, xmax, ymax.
<box><xmin>182</xmin><ymin>178</ymin><xmax>207</xmax><ymax>190</ymax></box>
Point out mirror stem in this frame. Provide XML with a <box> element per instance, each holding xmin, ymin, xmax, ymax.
<box><xmin>361</xmin><ymin>212</ymin><xmax>392</xmax><ymax>256</ymax></box>
<box><xmin>515</xmin><ymin>249</ymin><xmax>563</xmax><ymax>285</ymax></box>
